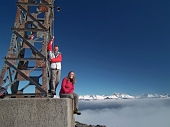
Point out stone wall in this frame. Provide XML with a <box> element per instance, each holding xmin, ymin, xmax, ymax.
<box><xmin>0</xmin><ymin>98</ymin><xmax>74</xmax><ymax>127</ymax></box>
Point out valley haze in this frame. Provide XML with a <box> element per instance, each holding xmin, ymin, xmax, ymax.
<box><xmin>75</xmin><ymin>93</ymin><xmax>170</xmax><ymax>127</ymax></box>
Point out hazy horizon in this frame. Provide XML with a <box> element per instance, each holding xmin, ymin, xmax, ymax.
<box><xmin>75</xmin><ymin>98</ymin><xmax>170</xmax><ymax>127</ymax></box>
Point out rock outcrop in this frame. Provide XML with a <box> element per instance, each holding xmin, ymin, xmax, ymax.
<box><xmin>75</xmin><ymin>121</ymin><xmax>106</xmax><ymax>127</ymax></box>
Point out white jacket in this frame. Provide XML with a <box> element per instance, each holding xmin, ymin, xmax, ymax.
<box><xmin>48</xmin><ymin>51</ymin><xmax>62</xmax><ymax>70</ymax></box>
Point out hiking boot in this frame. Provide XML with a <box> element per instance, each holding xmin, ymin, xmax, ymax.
<box><xmin>48</xmin><ymin>90</ymin><xmax>51</xmax><ymax>93</ymax></box>
<box><xmin>51</xmin><ymin>91</ymin><xmax>56</xmax><ymax>95</ymax></box>
<box><xmin>74</xmin><ymin>108</ymin><xmax>81</xmax><ymax>115</ymax></box>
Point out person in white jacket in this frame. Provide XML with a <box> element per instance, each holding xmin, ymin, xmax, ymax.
<box><xmin>47</xmin><ymin>36</ymin><xmax>62</xmax><ymax>95</ymax></box>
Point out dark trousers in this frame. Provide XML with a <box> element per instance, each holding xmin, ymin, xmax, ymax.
<box><xmin>60</xmin><ymin>92</ymin><xmax>79</xmax><ymax>109</ymax></box>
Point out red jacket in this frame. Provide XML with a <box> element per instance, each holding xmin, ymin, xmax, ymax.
<box><xmin>59</xmin><ymin>78</ymin><xmax>74</xmax><ymax>94</ymax></box>
<box><xmin>47</xmin><ymin>39</ymin><xmax>62</xmax><ymax>63</ymax></box>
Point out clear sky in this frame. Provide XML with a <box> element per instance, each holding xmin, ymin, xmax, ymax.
<box><xmin>0</xmin><ymin>0</ymin><xmax>170</xmax><ymax>95</ymax></box>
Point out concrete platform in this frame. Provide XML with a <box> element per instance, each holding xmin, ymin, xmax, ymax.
<box><xmin>0</xmin><ymin>98</ymin><xmax>74</xmax><ymax>127</ymax></box>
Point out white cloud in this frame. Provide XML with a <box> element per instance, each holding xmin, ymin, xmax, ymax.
<box><xmin>75</xmin><ymin>98</ymin><xmax>170</xmax><ymax>127</ymax></box>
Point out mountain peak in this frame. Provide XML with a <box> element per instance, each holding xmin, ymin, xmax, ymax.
<box><xmin>79</xmin><ymin>93</ymin><xmax>170</xmax><ymax>100</ymax></box>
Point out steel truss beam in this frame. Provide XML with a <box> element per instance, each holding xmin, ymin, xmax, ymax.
<box><xmin>0</xmin><ymin>0</ymin><xmax>55</xmax><ymax>97</ymax></box>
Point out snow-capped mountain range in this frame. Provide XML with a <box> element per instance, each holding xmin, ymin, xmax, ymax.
<box><xmin>79</xmin><ymin>93</ymin><xmax>170</xmax><ymax>100</ymax></box>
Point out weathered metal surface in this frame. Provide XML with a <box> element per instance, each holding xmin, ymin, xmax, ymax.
<box><xmin>13</xmin><ymin>31</ymin><xmax>45</xmax><ymax>58</ymax></box>
<box><xmin>1</xmin><ymin>70</ymin><xmax>16</xmax><ymax>86</ymax></box>
<box><xmin>17</xmin><ymin>4</ymin><xmax>46</xmax><ymax>29</ymax></box>
<box><xmin>17</xmin><ymin>70</ymin><xmax>30</xmax><ymax>80</ymax></box>
<box><xmin>5</xmin><ymin>57</ymin><xmax>47</xmax><ymax>94</ymax></box>
<box><xmin>0</xmin><ymin>67</ymin><xmax>7</xmax><ymax>86</ymax></box>
<box><xmin>0</xmin><ymin>0</ymin><xmax>55</xmax><ymax>97</ymax></box>
<box><xmin>16</xmin><ymin>90</ymin><xmax>23</xmax><ymax>98</ymax></box>
<box><xmin>36</xmin><ymin>60</ymin><xmax>45</xmax><ymax>67</ymax></box>
<box><xmin>7</xmin><ymin>54</ymin><xmax>17</xmax><ymax>66</ymax></box>
<box><xmin>16</xmin><ymin>2</ymin><xmax>51</xmax><ymax>6</ymax></box>
<box><xmin>39</xmin><ymin>5</ymin><xmax>48</xmax><ymax>12</ymax></box>
<box><xmin>19</xmin><ymin>0</ymin><xmax>28</xmax><ymax>2</ymax></box>
<box><xmin>14</xmin><ymin>10</ymin><xmax>21</xmax><ymax>28</ymax></box>
<box><xmin>41</xmin><ymin>66</ymin><xmax>48</xmax><ymax>91</ymax></box>
<box><xmin>11</xmin><ymin>28</ymin><xmax>48</xmax><ymax>32</ymax></box>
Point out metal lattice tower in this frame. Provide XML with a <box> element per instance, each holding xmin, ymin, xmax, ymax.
<box><xmin>0</xmin><ymin>0</ymin><xmax>56</xmax><ymax>97</ymax></box>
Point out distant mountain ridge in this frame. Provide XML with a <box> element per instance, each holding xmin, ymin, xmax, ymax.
<box><xmin>79</xmin><ymin>92</ymin><xmax>170</xmax><ymax>100</ymax></box>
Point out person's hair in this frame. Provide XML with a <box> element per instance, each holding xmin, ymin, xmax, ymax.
<box><xmin>66</xmin><ymin>71</ymin><xmax>76</xmax><ymax>84</ymax></box>
<box><xmin>54</xmin><ymin>45</ymin><xmax>58</xmax><ymax>48</ymax></box>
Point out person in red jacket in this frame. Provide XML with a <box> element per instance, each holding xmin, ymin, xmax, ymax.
<box><xmin>59</xmin><ymin>71</ymin><xmax>81</xmax><ymax>115</ymax></box>
<box><xmin>47</xmin><ymin>36</ymin><xmax>62</xmax><ymax>96</ymax></box>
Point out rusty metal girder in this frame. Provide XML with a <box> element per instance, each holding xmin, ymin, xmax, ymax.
<box><xmin>0</xmin><ymin>67</ymin><xmax>8</xmax><ymax>86</ymax></box>
<box><xmin>22</xmin><ymin>41</ymin><xmax>34</xmax><ymax>48</ymax></box>
<box><xmin>17</xmin><ymin>4</ymin><xmax>47</xmax><ymax>29</ymax></box>
<box><xmin>13</xmin><ymin>30</ymin><xmax>45</xmax><ymax>58</ymax></box>
<box><xmin>5</xmin><ymin>58</ymin><xmax>44</xmax><ymax>60</ymax></box>
<box><xmin>0</xmin><ymin>0</ymin><xmax>54</xmax><ymax>97</ymax></box>
<box><xmin>39</xmin><ymin>6</ymin><xmax>48</xmax><ymax>12</ymax></box>
<box><xmin>17</xmin><ymin>70</ymin><xmax>31</xmax><ymax>80</ymax></box>
<box><xmin>1</xmin><ymin>70</ymin><xmax>16</xmax><ymax>85</ymax></box>
<box><xmin>11</xmin><ymin>28</ymin><xmax>48</xmax><ymax>32</ymax></box>
<box><xmin>16</xmin><ymin>2</ymin><xmax>51</xmax><ymax>6</ymax></box>
<box><xmin>19</xmin><ymin>0</ymin><xmax>29</xmax><ymax>2</ymax></box>
<box><xmin>5</xmin><ymin>60</ymin><xmax>46</xmax><ymax>94</ymax></box>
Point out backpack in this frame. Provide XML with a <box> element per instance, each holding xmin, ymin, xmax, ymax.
<box><xmin>0</xmin><ymin>86</ymin><xmax>8</xmax><ymax>99</ymax></box>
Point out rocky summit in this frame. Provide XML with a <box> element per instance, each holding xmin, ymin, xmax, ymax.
<box><xmin>75</xmin><ymin>121</ymin><xmax>106</xmax><ymax>127</ymax></box>
<box><xmin>75</xmin><ymin>124</ymin><xmax>106</xmax><ymax>127</ymax></box>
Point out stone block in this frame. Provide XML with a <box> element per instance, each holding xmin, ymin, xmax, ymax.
<box><xmin>0</xmin><ymin>98</ymin><xmax>74</xmax><ymax>127</ymax></box>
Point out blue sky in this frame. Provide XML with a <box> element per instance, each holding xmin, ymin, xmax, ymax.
<box><xmin>0</xmin><ymin>0</ymin><xmax>170</xmax><ymax>95</ymax></box>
